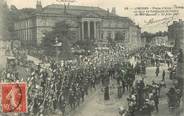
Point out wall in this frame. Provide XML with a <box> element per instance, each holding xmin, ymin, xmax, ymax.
<box><xmin>168</xmin><ymin>20</ymin><xmax>184</xmax><ymax>48</ymax></box>
<box><xmin>128</xmin><ymin>25</ymin><xmax>141</xmax><ymax>51</ymax></box>
<box><xmin>101</xmin><ymin>18</ymin><xmax>129</xmax><ymax>42</ymax></box>
<box><xmin>35</xmin><ymin>15</ymin><xmax>80</xmax><ymax>45</ymax></box>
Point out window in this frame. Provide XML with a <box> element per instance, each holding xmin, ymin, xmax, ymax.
<box><xmin>115</xmin><ymin>32</ymin><xmax>125</xmax><ymax>41</ymax></box>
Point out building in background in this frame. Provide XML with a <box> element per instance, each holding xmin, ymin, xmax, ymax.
<box><xmin>169</xmin><ymin>19</ymin><xmax>184</xmax><ymax>113</ymax></box>
<box><xmin>151</xmin><ymin>36</ymin><xmax>168</xmax><ymax>46</ymax></box>
<box><xmin>168</xmin><ymin>19</ymin><xmax>184</xmax><ymax>48</ymax></box>
<box><xmin>14</xmin><ymin>1</ymin><xmax>141</xmax><ymax>51</ymax></box>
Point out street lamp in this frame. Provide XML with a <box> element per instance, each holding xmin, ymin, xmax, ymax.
<box><xmin>53</xmin><ymin>37</ymin><xmax>62</xmax><ymax>62</ymax></box>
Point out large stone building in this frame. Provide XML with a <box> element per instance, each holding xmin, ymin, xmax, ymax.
<box><xmin>14</xmin><ymin>1</ymin><xmax>141</xmax><ymax>51</ymax></box>
<box><xmin>168</xmin><ymin>19</ymin><xmax>184</xmax><ymax>112</ymax></box>
<box><xmin>168</xmin><ymin>19</ymin><xmax>184</xmax><ymax>48</ymax></box>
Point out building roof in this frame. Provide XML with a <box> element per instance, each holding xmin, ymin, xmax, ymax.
<box><xmin>20</xmin><ymin>8</ymin><xmax>36</xmax><ymax>14</ymax></box>
<box><xmin>17</xmin><ymin>4</ymin><xmax>117</xmax><ymax>18</ymax></box>
<box><xmin>17</xmin><ymin>8</ymin><xmax>37</xmax><ymax>18</ymax></box>
<box><xmin>17</xmin><ymin>4</ymin><xmax>134</xmax><ymax>25</ymax></box>
<box><xmin>45</xmin><ymin>4</ymin><xmax>102</xmax><ymax>11</ymax></box>
<box><xmin>41</xmin><ymin>4</ymin><xmax>116</xmax><ymax>17</ymax></box>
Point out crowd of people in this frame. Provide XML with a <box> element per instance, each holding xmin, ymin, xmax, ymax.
<box><xmin>117</xmin><ymin>45</ymin><xmax>182</xmax><ymax>116</ymax></box>
<box><xmin>125</xmin><ymin>79</ymin><xmax>157</xmax><ymax>116</ymax></box>
<box><xmin>1</xmin><ymin>44</ymin><xmax>183</xmax><ymax>116</ymax></box>
<box><xmin>135</xmin><ymin>45</ymin><xmax>175</xmax><ymax>67</ymax></box>
<box><xmin>26</xmin><ymin>57</ymin><xmax>144</xmax><ymax>116</ymax></box>
<box><xmin>2</xmin><ymin>47</ymin><xmax>138</xmax><ymax>116</ymax></box>
<box><xmin>27</xmin><ymin>61</ymin><xmax>101</xmax><ymax>115</ymax></box>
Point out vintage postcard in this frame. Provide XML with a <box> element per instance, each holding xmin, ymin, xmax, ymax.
<box><xmin>0</xmin><ymin>0</ymin><xmax>184</xmax><ymax>116</ymax></box>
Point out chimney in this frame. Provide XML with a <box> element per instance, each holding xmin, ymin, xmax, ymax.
<box><xmin>36</xmin><ymin>0</ymin><xmax>42</xmax><ymax>10</ymax></box>
<box><xmin>111</xmin><ymin>7</ymin><xmax>116</xmax><ymax>15</ymax></box>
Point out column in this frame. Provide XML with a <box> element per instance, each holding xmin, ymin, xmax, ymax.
<box><xmin>81</xmin><ymin>21</ymin><xmax>84</xmax><ymax>40</ymax></box>
<box><xmin>98</xmin><ymin>22</ymin><xmax>101</xmax><ymax>40</ymax></box>
<box><xmin>88</xmin><ymin>21</ymin><xmax>90</xmax><ymax>39</ymax></box>
<box><xmin>94</xmin><ymin>21</ymin><xmax>97</xmax><ymax>40</ymax></box>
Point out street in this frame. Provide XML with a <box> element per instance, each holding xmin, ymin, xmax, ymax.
<box><xmin>69</xmin><ymin>59</ymin><xmax>176</xmax><ymax>116</ymax></box>
<box><xmin>0</xmin><ymin>49</ymin><xmax>180</xmax><ymax>116</ymax></box>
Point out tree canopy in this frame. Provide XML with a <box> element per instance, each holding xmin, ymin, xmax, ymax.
<box><xmin>41</xmin><ymin>20</ymin><xmax>76</xmax><ymax>60</ymax></box>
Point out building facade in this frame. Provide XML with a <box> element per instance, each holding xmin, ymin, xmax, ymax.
<box><xmin>169</xmin><ymin>19</ymin><xmax>184</xmax><ymax>111</ymax></box>
<box><xmin>168</xmin><ymin>19</ymin><xmax>184</xmax><ymax>48</ymax></box>
<box><xmin>14</xmin><ymin>1</ymin><xmax>141</xmax><ymax>51</ymax></box>
<box><xmin>151</xmin><ymin>36</ymin><xmax>168</xmax><ymax>46</ymax></box>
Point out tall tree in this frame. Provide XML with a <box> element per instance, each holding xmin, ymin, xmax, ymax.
<box><xmin>42</xmin><ymin>20</ymin><xmax>76</xmax><ymax>60</ymax></box>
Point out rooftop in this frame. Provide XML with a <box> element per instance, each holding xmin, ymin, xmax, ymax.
<box><xmin>17</xmin><ymin>4</ymin><xmax>134</xmax><ymax>24</ymax></box>
<box><xmin>40</xmin><ymin>4</ymin><xmax>116</xmax><ymax>17</ymax></box>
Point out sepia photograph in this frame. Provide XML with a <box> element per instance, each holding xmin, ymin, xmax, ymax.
<box><xmin>0</xmin><ymin>0</ymin><xmax>184</xmax><ymax>116</ymax></box>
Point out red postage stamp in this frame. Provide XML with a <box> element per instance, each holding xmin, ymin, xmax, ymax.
<box><xmin>0</xmin><ymin>83</ymin><xmax>27</xmax><ymax>113</ymax></box>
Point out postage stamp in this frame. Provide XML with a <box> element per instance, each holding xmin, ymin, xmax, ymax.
<box><xmin>0</xmin><ymin>83</ymin><xmax>27</xmax><ymax>113</ymax></box>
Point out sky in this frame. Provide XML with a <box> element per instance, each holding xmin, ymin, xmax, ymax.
<box><xmin>6</xmin><ymin>0</ymin><xmax>184</xmax><ymax>32</ymax></box>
